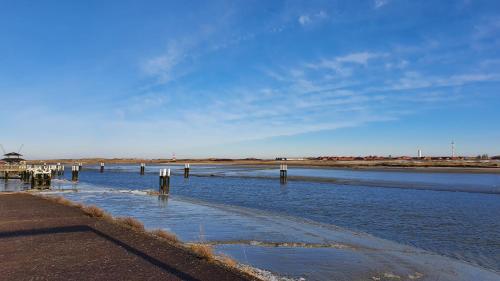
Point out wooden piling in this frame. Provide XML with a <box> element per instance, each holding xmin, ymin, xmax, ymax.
<box><xmin>43</xmin><ymin>173</ymin><xmax>51</xmax><ymax>187</ymax></box>
<box><xmin>30</xmin><ymin>172</ymin><xmax>35</xmax><ymax>189</ymax></box>
<box><xmin>140</xmin><ymin>163</ymin><xmax>145</xmax><ymax>175</ymax></box>
<box><xmin>165</xmin><ymin>168</ymin><xmax>170</xmax><ymax>194</ymax></box>
<box><xmin>159</xmin><ymin>169</ymin><xmax>164</xmax><ymax>193</ymax></box>
<box><xmin>280</xmin><ymin>163</ymin><xmax>288</xmax><ymax>183</ymax></box>
<box><xmin>159</xmin><ymin>168</ymin><xmax>170</xmax><ymax>194</ymax></box>
<box><xmin>71</xmin><ymin>165</ymin><xmax>79</xmax><ymax>182</ymax></box>
<box><xmin>100</xmin><ymin>162</ymin><xmax>104</xmax><ymax>173</ymax></box>
<box><xmin>184</xmin><ymin>163</ymin><xmax>190</xmax><ymax>178</ymax></box>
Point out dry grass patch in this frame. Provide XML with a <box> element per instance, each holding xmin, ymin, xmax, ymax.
<box><xmin>81</xmin><ymin>205</ymin><xmax>109</xmax><ymax>219</ymax></box>
<box><xmin>50</xmin><ymin>196</ymin><xmax>74</xmax><ymax>206</ymax></box>
<box><xmin>189</xmin><ymin>243</ymin><xmax>214</xmax><ymax>261</ymax></box>
<box><xmin>42</xmin><ymin>195</ymin><xmax>75</xmax><ymax>207</ymax></box>
<box><xmin>216</xmin><ymin>254</ymin><xmax>238</xmax><ymax>268</ymax></box>
<box><xmin>115</xmin><ymin>216</ymin><xmax>145</xmax><ymax>232</ymax></box>
<box><xmin>150</xmin><ymin>229</ymin><xmax>179</xmax><ymax>244</ymax></box>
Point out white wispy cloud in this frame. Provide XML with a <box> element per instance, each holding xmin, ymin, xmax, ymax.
<box><xmin>336</xmin><ymin>52</ymin><xmax>384</xmax><ymax>65</ymax></box>
<box><xmin>298</xmin><ymin>11</ymin><xmax>328</xmax><ymax>26</ymax></box>
<box><xmin>305</xmin><ymin>52</ymin><xmax>385</xmax><ymax>77</ymax></box>
<box><xmin>388</xmin><ymin>71</ymin><xmax>500</xmax><ymax>91</ymax></box>
<box><xmin>142</xmin><ymin>42</ymin><xmax>188</xmax><ymax>84</ymax></box>
<box><xmin>374</xmin><ymin>0</ymin><xmax>390</xmax><ymax>9</ymax></box>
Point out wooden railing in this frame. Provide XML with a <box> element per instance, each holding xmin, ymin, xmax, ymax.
<box><xmin>0</xmin><ymin>164</ymin><xmax>26</xmax><ymax>172</ymax></box>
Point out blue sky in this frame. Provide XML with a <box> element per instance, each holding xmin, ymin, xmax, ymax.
<box><xmin>1</xmin><ymin>0</ymin><xmax>499</xmax><ymax>159</ymax></box>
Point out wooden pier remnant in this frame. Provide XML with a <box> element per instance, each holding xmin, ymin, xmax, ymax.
<box><xmin>140</xmin><ymin>163</ymin><xmax>145</xmax><ymax>175</ymax></box>
<box><xmin>56</xmin><ymin>163</ymin><xmax>64</xmax><ymax>176</ymax></box>
<box><xmin>71</xmin><ymin>165</ymin><xmax>79</xmax><ymax>182</ymax></box>
<box><xmin>280</xmin><ymin>163</ymin><xmax>288</xmax><ymax>183</ymax></box>
<box><xmin>78</xmin><ymin>162</ymin><xmax>82</xmax><ymax>170</ymax></box>
<box><xmin>184</xmin><ymin>163</ymin><xmax>190</xmax><ymax>178</ymax></box>
<box><xmin>28</xmin><ymin>166</ymin><xmax>52</xmax><ymax>189</ymax></box>
<box><xmin>100</xmin><ymin>162</ymin><xmax>104</xmax><ymax>173</ymax></box>
<box><xmin>159</xmin><ymin>168</ymin><xmax>171</xmax><ymax>195</ymax></box>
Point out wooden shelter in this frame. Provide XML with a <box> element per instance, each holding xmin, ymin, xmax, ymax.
<box><xmin>2</xmin><ymin>152</ymin><xmax>25</xmax><ymax>164</ymax></box>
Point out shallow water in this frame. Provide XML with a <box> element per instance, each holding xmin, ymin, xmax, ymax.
<box><xmin>1</xmin><ymin>164</ymin><xmax>500</xmax><ymax>280</ymax></box>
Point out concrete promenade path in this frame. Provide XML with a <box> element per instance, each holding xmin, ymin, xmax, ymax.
<box><xmin>0</xmin><ymin>193</ymin><xmax>255</xmax><ymax>281</ymax></box>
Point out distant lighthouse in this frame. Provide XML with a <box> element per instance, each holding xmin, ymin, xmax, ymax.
<box><xmin>418</xmin><ymin>149</ymin><xmax>422</xmax><ymax>158</ymax></box>
<box><xmin>451</xmin><ymin>141</ymin><xmax>455</xmax><ymax>158</ymax></box>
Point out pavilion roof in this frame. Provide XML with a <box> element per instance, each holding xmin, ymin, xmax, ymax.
<box><xmin>1</xmin><ymin>157</ymin><xmax>25</xmax><ymax>163</ymax></box>
<box><xmin>3</xmin><ymin>152</ymin><xmax>22</xmax><ymax>157</ymax></box>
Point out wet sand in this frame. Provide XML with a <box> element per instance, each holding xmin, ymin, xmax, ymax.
<box><xmin>0</xmin><ymin>193</ymin><xmax>255</xmax><ymax>281</ymax></box>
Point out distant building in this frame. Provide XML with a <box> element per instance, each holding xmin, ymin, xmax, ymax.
<box><xmin>275</xmin><ymin>157</ymin><xmax>287</xmax><ymax>161</ymax></box>
<box><xmin>418</xmin><ymin>149</ymin><xmax>422</xmax><ymax>158</ymax></box>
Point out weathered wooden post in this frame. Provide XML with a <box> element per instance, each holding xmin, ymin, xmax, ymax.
<box><xmin>164</xmin><ymin>168</ymin><xmax>171</xmax><ymax>194</ymax></box>
<box><xmin>280</xmin><ymin>163</ymin><xmax>288</xmax><ymax>183</ymax></box>
<box><xmin>30</xmin><ymin>172</ymin><xmax>35</xmax><ymax>189</ymax></box>
<box><xmin>71</xmin><ymin>165</ymin><xmax>79</xmax><ymax>182</ymax></box>
<box><xmin>4</xmin><ymin>171</ymin><xmax>8</xmax><ymax>181</ymax></box>
<box><xmin>100</xmin><ymin>162</ymin><xmax>104</xmax><ymax>173</ymax></box>
<box><xmin>37</xmin><ymin>173</ymin><xmax>43</xmax><ymax>187</ymax></box>
<box><xmin>159</xmin><ymin>169</ymin><xmax>165</xmax><ymax>194</ymax></box>
<box><xmin>140</xmin><ymin>163</ymin><xmax>145</xmax><ymax>175</ymax></box>
<box><xmin>159</xmin><ymin>168</ymin><xmax>171</xmax><ymax>194</ymax></box>
<box><xmin>43</xmin><ymin>173</ymin><xmax>51</xmax><ymax>187</ymax></box>
<box><xmin>184</xmin><ymin>163</ymin><xmax>190</xmax><ymax>178</ymax></box>
<box><xmin>78</xmin><ymin>162</ymin><xmax>82</xmax><ymax>170</ymax></box>
<box><xmin>23</xmin><ymin>170</ymin><xmax>30</xmax><ymax>183</ymax></box>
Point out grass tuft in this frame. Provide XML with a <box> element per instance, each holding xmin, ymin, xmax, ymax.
<box><xmin>150</xmin><ymin>229</ymin><xmax>179</xmax><ymax>244</ymax></box>
<box><xmin>217</xmin><ymin>254</ymin><xmax>238</xmax><ymax>268</ymax></box>
<box><xmin>81</xmin><ymin>205</ymin><xmax>108</xmax><ymax>218</ymax></box>
<box><xmin>189</xmin><ymin>243</ymin><xmax>214</xmax><ymax>261</ymax></box>
<box><xmin>51</xmin><ymin>196</ymin><xmax>74</xmax><ymax>206</ymax></box>
<box><xmin>115</xmin><ymin>216</ymin><xmax>145</xmax><ymax>232</ymax></box>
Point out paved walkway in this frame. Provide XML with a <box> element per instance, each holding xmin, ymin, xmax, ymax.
<box><xmin>0</xmin><ymin>193</ymin><xmax>254</xmax><ymax>281</ymax></box>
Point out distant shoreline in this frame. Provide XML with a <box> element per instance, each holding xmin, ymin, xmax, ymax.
<box><xmin>25</xmin><ymin>158</ymin><xmax>500</xmax><ymax>174</ymax></box>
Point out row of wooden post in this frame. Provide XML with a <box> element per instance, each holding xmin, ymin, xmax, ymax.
<box><xmin>13</xmin><ymin>162</ymin><xmax>288</xmax><ymax>192</ymax></box>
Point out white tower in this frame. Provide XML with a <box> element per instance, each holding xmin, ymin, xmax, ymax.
<box><xmin>418</xmin><ymin>149</ymin><xmax>422</xmax><ymax>158</ymax></box>
<box><xmin>451</xmin><ymin>141</ymin><xmax>455</xmax><ymax>158</ymax></box>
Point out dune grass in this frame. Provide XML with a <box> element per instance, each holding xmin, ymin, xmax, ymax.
<box><xmin>216</xmin><ymin>254</ymin><xmax>238</xmax><ymax>268</ymax></box>
<box><xmin>114</xmin><ymin>216</ymin><xmax>145</xmax><ymax>232</ymax></box>
<box><xmin>81</xmin><ymin>205</ymin><xmax>110</xmax><ymax>218</ymax></box>
<box><xmin>150</xmin><ymin>229</ymin><xmax>180</xmax><ymax>244</ymax></box>
<box><xmin>189</xmin><ymin>243</ymin><xmax>215</xmax><ymax>261</ymax></box>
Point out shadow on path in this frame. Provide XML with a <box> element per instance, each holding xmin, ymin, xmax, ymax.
<box><xmin>0</xmin><ymin>225</ymin><xmax>201</xmax><ymax>281</ymax></box>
